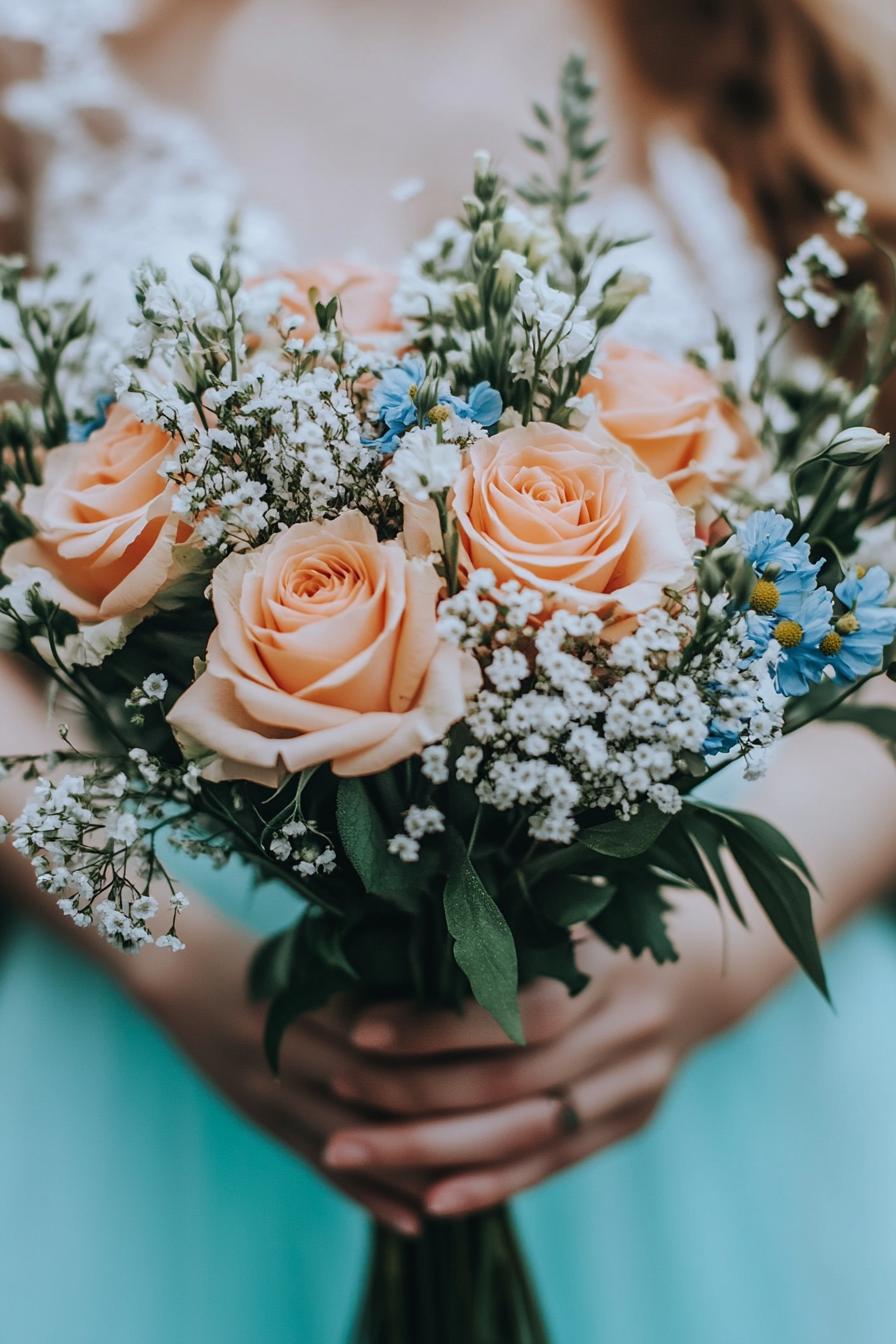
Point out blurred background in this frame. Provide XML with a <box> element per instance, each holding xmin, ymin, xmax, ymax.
<box><xmin>1</xmin><ymin>3</ymin><xmax>895</xmax><ymax>1343</ymax></box>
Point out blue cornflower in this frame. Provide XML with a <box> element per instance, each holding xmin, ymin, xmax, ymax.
<box><xmin>771</xmin><ymin>583</ymin><xmax>835</xmax><ymax>697</ymax></box>
<box><xmin>447</xmin><ymin>381</ymin><xmax>502</xmax><ymax>428</ymax></box>
<box><xmin>69</xmin><ymin>393</ymin><xmax>113</xmax><ymax>441</ymax></box>
<box><xmin>825</xmin><ymin>566</ymin><xmax>896</xmax><ymax>684</ymax></box>
<box><xmin>371</xmin><ymin>356</ymin><xmax>427</xmax><ymax>446</ymax></box>
<box><xmin>371</xmin><ymin>361</ymin><xmax>503</xmax><ymax>449</ymax></box>
<box><xmin>738</xmin><ymin>509</ymin><xmax>812</xmax><ymax>574</ymax></box>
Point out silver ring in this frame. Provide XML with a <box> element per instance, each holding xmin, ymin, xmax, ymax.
<box><xmin>549</xmin><ymin>1086</ymin><xmax>582</xmax><ymax>1135</ymax></box>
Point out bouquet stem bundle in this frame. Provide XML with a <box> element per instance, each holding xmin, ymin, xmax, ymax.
<box><xmin>354</xmin><ymin>1209</ymin><xmax>549</xmax><ymax>1344</ymax></box>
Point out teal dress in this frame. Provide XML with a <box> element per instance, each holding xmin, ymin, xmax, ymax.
<box><xmin>3</xmin><ymin>856</ymin><xmax>896</xmax><ymax>1344</ymax></box>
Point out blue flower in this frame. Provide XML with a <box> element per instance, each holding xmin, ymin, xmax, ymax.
<box><xmin>447</xmin><ymin>382</ymin><xmax>502</xmax><ymax>428</ymax></box>
<box><xmin>826</xmin><ymin>567</ymin><xmax>896</xmax><ymax>684</ymax></box>
<box><xmin>702</xmin><ymin>721</ymin><xmax>741</xmax><ymax>756</ymax></box>
<box><xmin>738</xmin><ymin>509</ymin><xmax>812</xmax><ymax>575</ymax></box>
<box><xmin>371</xmin><ymin>356</ymin><xmax>427</xmax><ymax>446</ymax></box>
<box><xmin>771</xmin><ymin>583</ymin><xmax>835</xmax><ymax>697</ymax></box>
<box><xmin>743</xmin><ymin>564</ymin><xmax>822</xmax><ymax>658</ymax></box>
<box><xmin>69</xmin><ymin>393</ymin><xmax>113</xmax><ymax>442</ymax></box>
<box><xmin>370</xmin><ymin>362</ymin><xmax>503</xmax><ymax>449</ymax></box>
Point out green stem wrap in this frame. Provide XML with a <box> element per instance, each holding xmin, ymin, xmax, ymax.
<box><xmin>351</xmin><ymin>1207</ymin><xmax>551</xmax><ymax>1344</ymax></box>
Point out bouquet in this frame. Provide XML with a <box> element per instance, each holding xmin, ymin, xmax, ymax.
<box><xmin>2</xmin><ymin>57</ymin><xmax>896</xmax><ymax>1343</ymax></box>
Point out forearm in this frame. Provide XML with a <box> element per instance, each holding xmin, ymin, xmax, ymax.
<box><xmin>671</xmin><ymin>686</ymin><xmax>896</xmax><ymax>1034</ymax></box>
<box><xmin>0</xmin><ymin>653</ymin><xmax>150</xmax><ymax>992</ymax></box>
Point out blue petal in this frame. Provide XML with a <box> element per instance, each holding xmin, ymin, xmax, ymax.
<box><xmin>69</xmin><ymin>393</ymin><xmax>113</xmax><ymax>442</ymax></box>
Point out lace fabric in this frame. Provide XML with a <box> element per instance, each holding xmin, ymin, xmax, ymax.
<box><xmin>0</xmin><ymin>0</ymin><xmax>287</xmax><ymax>331</ymax></box>
<box><xmin>0</xmin><ymin>1</ymin><xmax>774</xmax><ymax>351</ymax></box>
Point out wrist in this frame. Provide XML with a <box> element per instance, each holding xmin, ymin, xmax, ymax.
<box><xmin>124</xmin><ymin>897</ymin><xmax>256</xmax><ymax>1027</ymax></box>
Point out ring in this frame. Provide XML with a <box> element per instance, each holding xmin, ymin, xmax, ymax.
<box><xmin>549</xmin><ymin>1086</ymin><xmax>582</xmax><ymax>1135</ymax></box>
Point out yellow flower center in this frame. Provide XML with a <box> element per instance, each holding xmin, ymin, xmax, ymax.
<box><xmin>750</xmin><ymin>579</ymin><xmax>781</xmax><ymax>615</ymax></box>
<box><xmin>855</xmin><ymin>565</ymin><xmax>867</xmax><ymax>579</ymax></box>
<box><xmin>820</xmin><ymin>630</ymin><xmax>843</xmax><ymax>656</ymax></box>
<box><xmin>836</xmin><ymin>611</ymin><xmax>861</xmax><ymax>635</ymax></box>
<box><xmin>427</xmin><ymin>404</ymin><xmax>450</xmax><ymax>424</ymax></box>
<box><xmin>773</xmin><ymin>618</ymin><xmax>804</xmax><ymax>648</ymax></box>
<box><xmin>406</xmin><ymin>383</ymin><xmax>418</xmax><ymax>400</ymax></box>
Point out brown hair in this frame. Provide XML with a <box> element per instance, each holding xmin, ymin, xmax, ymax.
<box><xmin>599</xmin><ymin>0</ymin><xmax>896</xmax><ymax>413</ymax></box>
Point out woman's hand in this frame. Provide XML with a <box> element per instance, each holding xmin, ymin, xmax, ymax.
<box><xmin>128</xmin><ymin>902</ymin><xmax>428</xmax><ymax>1237</ymax></box>
<box><xmin>321</xmin><ymin>897</ymin><xmax>755</xmax><ymax>1218</ymax></box>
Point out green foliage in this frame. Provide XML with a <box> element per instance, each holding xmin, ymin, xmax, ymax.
<box><xmin>577</xmin><ymin>803</ymin><xmax>672</xmax><ymax>858</ymax></box>
<box><xmin>828</xmin><ymin>702</ymin><xmax>896</xmax><ymax>742</ymax></box>
<box><xmin>533</xmin><ymin>873</ymin><xmax>614</xmax><ymax>926</ymax></box>
<box><xmin>518</xmin><ymin>51</ymin><xmax>606</xmax><ymax>222</ymax></box>
<box><xmin>591</xmin><ymin>877</ymin><xmax>679</xmax><ymax>964</ymax></box>
<box><xmin>686</xmin><ymin>800</ymin><xmax>828</xmax><ymax>998</ymax></box>
<box><xmin>0</xmin><ymin>256</ymin><xmax>92</xmax><ymax>449</ymax></box>
<box><xmin>518</xmin><ymin>930</ymin><xmax>589</xmax><ymax>998</ymax></box>
<box><xmin>443</xmin><ymin>845</ymin><xmax>524</xmax><ymax>1044</ymax></box>
<box><xmin>336</xmin><ymin>777</ymin><xmax>418</xmax><ymax>911</ymax></box>
<box><xmin>251</xmin><ymin>911</ymin><xmax>358</xmax><ymax>1072</ymax></box>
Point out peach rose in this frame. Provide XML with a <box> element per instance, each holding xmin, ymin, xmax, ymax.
<box><xmin>3</xmin><ymin>404</ymin><xmax>190</xmax><ymax>622</ymax></box>
<box><xmin>167</xmin><ymin>512</ymin><xmax>479</xmax><ymax>785</ymax></box>
<box><xmin>271</xmin><ymin>261</ymin><xmax>401</xmax><ymax>346</ymax></box>
<box><xmin>583</xmin><ymin>341</ymin><xmax>758</xmax><ymax>507</ymax></box>
<box><xmin>452</xmin><ymin>422</ymin><xmax>694</xmax><ymax>620</ymax></box>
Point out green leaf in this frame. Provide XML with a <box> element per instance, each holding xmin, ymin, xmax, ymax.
<box><xmin>829</xmin><ymin>703</ymin><xmax>896</xmax><ymax>742</ymax></box>
<box><xmin>336</xmin><ymin>777</ymin><xmax>416</xmax><ymax>910</ymax></box>
<box><xmin>248</xmin><ymin>922</ymin><xmax>300</xmax><ymax>1001</ymax></box>
<box><xmin>691</xmin><ymin>800</ymin><xmax>814</xmax><ymax>882</ymax></box>
<box><xmin>523</xmin><ymin>840</ymin><xmax>609</xmax><ymax>887</ymax></box>
<box><xmin>682</xmin><ymin>807</ymin><xmax>746</xmax><ymax>924</ymax></box>
<box><xmin>534</xmin><ymin>873</ymin><xmax>614</xmax><ymax>926</ymax></box>
<box><xmin>518</xmin><ymin>931</ymin><xmax>589</xmax><ymax>997</ymax></box>
<box><xmin>591</xmin><ymin>879</ymin><xmax>679</xmax><ymax>964</ymax></box>
<box><xmin>650</xmin><ymin>820</ymin><xmax>718</xmax><ymax>901</ymax></box>
<box><xmin>688</xmin><ymin>800</ymin><xmax>827</xmax><ymax>998</ymax></box>
<box><xmin>578</xmin><ymin>803</ymin><xmax>672</xmax><ymax>859</ymax></box>
<box><xmin>255</xmin><ymin>914</ymin><xmax>356</xmax><ymax>1071</ymax></box>
<box><xmin>444</xmin><ymin>852</ymin><xmax>524</xmax><ymax>1044</ymax></box>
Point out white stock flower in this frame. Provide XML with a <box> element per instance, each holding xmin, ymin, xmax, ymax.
<box><xmin>386</xmin><ymin>426</ymin><xmax>462</xmax><ymax>501</ymax></box>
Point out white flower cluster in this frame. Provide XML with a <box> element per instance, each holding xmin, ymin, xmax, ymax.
<box><xmin>510</xmin><ymin>274</ymin><xmax>598</xmax><ymax>385</ymax></box>
<box><xmin>266</xmin><ymin>817</ymin><xmax>337</xmax><ymax>879</ymax></box>
<box><xmin>778</xmin><ymin>234</ymin><xmax>847</xmax><ymax>328</ymax></box>
<box><xmin>388</xmin><ymin>804</ymin><xmax>446</xmax><ymax>863</ymax></box>
<box><xmin>386</xmin><ymin>410</ymin><xmax>486</xmax><ymax>502</ymax></box>
<box><xmin>9</xmin><ymin>770</ymin><xmax>188</xmax><ymax>950</ymax></box>
<box><xmin>154</xmin><ymin>363</ymin><xmax>387</xmax><ymax>553</ymax></box>
<box><xmin>393</xmin><ymin>218</ymin><xmax>473</xmax><ymax>325</ymax></box>
<box><xmin>827</xmin><ymin>190</ymin><xmax>867</xmax><ymax>240</ymax></box>
<box><xmin>436</xmin><ymin>575</ymin><xmax>783</xmax><ymax>841</ymax></box>
<box><xmin>125</xmin><ymin>672</ymin><xmax>169</xmax><ymax>723</ymax></box>
<box><xmin>386</xmin><ymin>426</ymin><xmax>462</xmax><ymax>502</ymax></box>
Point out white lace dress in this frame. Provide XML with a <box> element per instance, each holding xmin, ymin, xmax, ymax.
<box><xmin>2</xmin><ymin>6</ymin><xmax>896</xmax><ymax>1344</ymax></box>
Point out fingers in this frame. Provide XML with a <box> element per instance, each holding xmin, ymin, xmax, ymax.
<box><xmin>351</xmin><ymin>975</ymin><xmax>603</xmax><ymax>1057</ymax></box>
<box><xmin>324</xmin><ymin>1095</ymin><xmax>562</xmax><ymax>1171</ymax></box>
<box><xmin>330</xmin><ymin>984</ymin><xmax>668</xmax><ymax>1117</ymax></box>
<box><xmin>279</xmin><ymin>1016</ymin><xmax>359</xmax><ymax>1090</ymax></box>
<box><xmin>281</xmin><ymin>1118</ymin><xmax>423</xmax><ymax>1238</ymax></box>
<box><xmin>425</xmin><ymin>1099</ymin><xmax>655</xmax><ymax>1217</ymax></box>
<box><xmin>323</xmin><ymin>1046</ymin><xmax>671</xmax><ymax>1172</ymax></box>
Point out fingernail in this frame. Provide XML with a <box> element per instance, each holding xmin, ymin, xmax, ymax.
<box><xmin>353</xmin><ymin>1020</ymin><xmax>396</xmax><ymax>1050</ymax></box>
<box><xmin>324</xmin><ymin>1138</ymin><xmax>371</xmax><ymax>1169</ymax></box>
<box><xmin>331</xmin><ymin>1073</ymin><xmax>360</xmax><ymax>1101</ymax></box>
<box><xmin>426</xmin><ymin>1185</ymin><xmax>471</xmax><ymax>1216</ymax></box>
<box><xmin>386</xmin><ymin>1212</ymin><xmax>421</xmax><ymax>1238</ymax></box>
